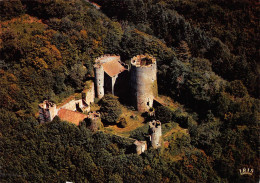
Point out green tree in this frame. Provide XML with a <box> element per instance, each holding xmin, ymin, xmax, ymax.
<box><xmin>0</xmin><ymin>0</ymin><xmax>25</xmax><ymax>21</ymax></box>
<box><xmin>155</xmin><ymin>106</ymin><xmax>172</xmax><ymax>123</ymax></box>
<box><xmin>99</xmin><ymin>94</ymin><xmax>122</xmax><ymax>123</ymax></box>
<box><xmin>227</xmin><ymin>80</ymin><xmax>248</xmax><ymax>98</ymax></box>
<box><xmin>176</xmin><ymin>41</ymin><xmax>191</xmax><ymax>63</ymax></box>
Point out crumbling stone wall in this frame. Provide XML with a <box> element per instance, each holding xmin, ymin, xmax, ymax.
<box><xmin>82</xmin><ymin>81</ymin><xmax>95</xmax><ymax>106</ymax></box>
<box><xmin>130</xmin><ymin>55</ymin><xmax>158</xmax><ymax>112</ymax></box>
<box><xmin>39</xmin><ymin>81</ymin><xmax>95</xmax><ymax>123</ymax></box>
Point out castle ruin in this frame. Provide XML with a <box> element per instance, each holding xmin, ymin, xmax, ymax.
<box><xmin>39</xmin><ymin>53</ymin><xmax>162</xmax><ymax>155</ymax></box>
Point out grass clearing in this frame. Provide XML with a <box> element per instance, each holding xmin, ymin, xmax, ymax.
<box><xmin>103</xmin><ymin>106</ymin><xmax>145</xmax><ymax>137</ymax></box>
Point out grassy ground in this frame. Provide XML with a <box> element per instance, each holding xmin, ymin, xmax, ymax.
<box><xmin>163</xmin><ymin>123</ymin><xmax>188</xmax><ymax>140</ymax></box>
<box><xmin>155</xmin><ymin>95</ymin><xmax>180</xmax><ymax>111</ymax></box>
<box><xmin>103</xmin><ymin>106</ymin><xmax>145</xmax><ymax>137</ymax></box>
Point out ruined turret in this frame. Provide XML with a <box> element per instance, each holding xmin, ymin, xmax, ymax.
<box><xmin>38</xmin><ymin>100</ymin><xmax>58</xmax><ymax>123</ymax></box>
<box><xmin>87</xmin><ymin>111</ymin><xmax>102</xmax><ymax>132</ymax></box>
<box><xmin>94</xmin><ymin>60</ymin><xmax>105</xmax><ymax>99</ymax></box>
<box><xmin>130</xmin><ymin>55</ymin><xmax>158</xmax><ymax>112</ymax></box>
<box><xmin>149</xmin><ymin>120</ymin><xmax>162</xmax><ymax>149</ymax></box>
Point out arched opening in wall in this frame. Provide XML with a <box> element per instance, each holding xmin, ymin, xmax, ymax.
<box><xmin>76</xmin><ymin>103</ymin><xmax>82</xmax><ymax>112</ymax></box>
<box><xmin>147</xmin><ymin>98</ymin><xmax>150</xmax><ymax>107</ymax></box>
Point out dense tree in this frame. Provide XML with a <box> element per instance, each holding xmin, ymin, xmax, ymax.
<box><xmin>99</xmin><ymin>94</ymin><xmax>122</xmax><ymax>123</ymax></box>
<box><xmin>155</xmin><ymin>106</ymin><xmax>172</xmax><ymax>123</ymax></box>
<box><xmin>93</xmin><ymin>0</ymin><xmax>259</xmax><ymax>97</ymax></box>
<box><xmin>0</xmin><ymin>0</ymin><xmax>25</xmax><ymax>21</ymax></box>
<box><xmin>176</xmin><ymin>41</ymin><xmax>191</xmax><ymax>63</ymax></box>
<box><xmin>227</xmin><ymin>80</ymin><xmax>248</xmax><ymax>98</ymax></box>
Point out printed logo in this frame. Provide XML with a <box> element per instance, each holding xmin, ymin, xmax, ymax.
<box><xmin>239</xmin><ymin>167</ymin><xmax>254</xmax><ymax>176</ymax></box>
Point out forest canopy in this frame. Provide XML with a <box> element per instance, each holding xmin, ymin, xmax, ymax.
<box><xmin>0</xmin><ymin>0</ymin><xmax>259</xmax><ymax>182</ymax></box>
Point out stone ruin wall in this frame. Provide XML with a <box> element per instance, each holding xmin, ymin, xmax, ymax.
<box><xmin>94</xmin><ymin>54</ymin><xmax>120</xmax><ymax>65</ymax></box>
<box><xmin>39</xmin><ymin>81</ymin><xmax>95</xmax><ymax>123</ymax></box>
<box><xmin>134</xmin><ymin>140</ymin><xmax>147</xmax><ymax>155</ymax></box>
<box><xmin>130</xmin><ymin>55</ymin><xmax>158</xmax><ymax>112</ymax></box>
<box><xmin>87</xmin><ymin>111</ymin><xmax>102</xmax><ymax>132</ymax></box>
<box><xmin>82</xmin><ymin>81</ymin><xmax>95</xmax><ymax>105</ymax></box>
<box><xmin>94</xmin><ymin>55</ymin><xmax>121</xmax><ymax>99</ymax></box>
<box><xmin>38</xmin><ymin>101</ymin><xmax>58</xmax><ymax>123</ymax></box>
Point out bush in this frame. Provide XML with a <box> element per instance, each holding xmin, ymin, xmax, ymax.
<box><xmin>99</xmin><ymin>94</ymin><xmax>122</xmax><ymax>123</ymax></box>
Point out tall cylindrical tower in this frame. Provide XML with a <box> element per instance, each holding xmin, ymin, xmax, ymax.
<box><xmin>130</xmin><ymin>55</ymin><xmax>158</xmax><ymax>112</ymax></box>
<box><xmin>94</xmin><ymin>64</ymin><xmax>104</xmax><ymax>99</ymax></box>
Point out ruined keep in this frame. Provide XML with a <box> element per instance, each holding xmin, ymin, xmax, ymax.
<box><xmin>130</xmin><ymin>55</ymin><xmax>158</xmax><ymax>112</ymax></box>
<box><xmin>149</xmin><ymin>120</ymin><xmax>162</xmax><ymax>149</ymax></box>
<box><xmin>38</xmin><ymin>100</ymin><xmax>58</xmax><ymax>123</ymax></box>
<box><xmin>94</xmin><ymin>55</ymin><xmax>128</xmax><ymax>99</ymax></box>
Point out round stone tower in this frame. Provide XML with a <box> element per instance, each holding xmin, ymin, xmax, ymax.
<box><xmin>94</xmin><ymin>61</ymin><xmax>104</xmax><ymax>99</ymax></box>
<box><xmin>149</xmin><ymin>120</ymin><xmax>162</xmax><ymax>149</ymax></box>
<box><xmin>130</xmin><ymin>55</ymin><xmax>158</xmax><ymax>112</ymax></box>
<box><xmin>87</xmin><ymin>111</ymin><xmax>102</xmax><ymax>132</ymax></box>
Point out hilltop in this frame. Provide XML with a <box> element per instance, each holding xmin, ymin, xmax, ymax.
<box><xmin>0</xmin><ymin>0</ymin><xmax>259</xmax><ymax>182</ymax></box>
